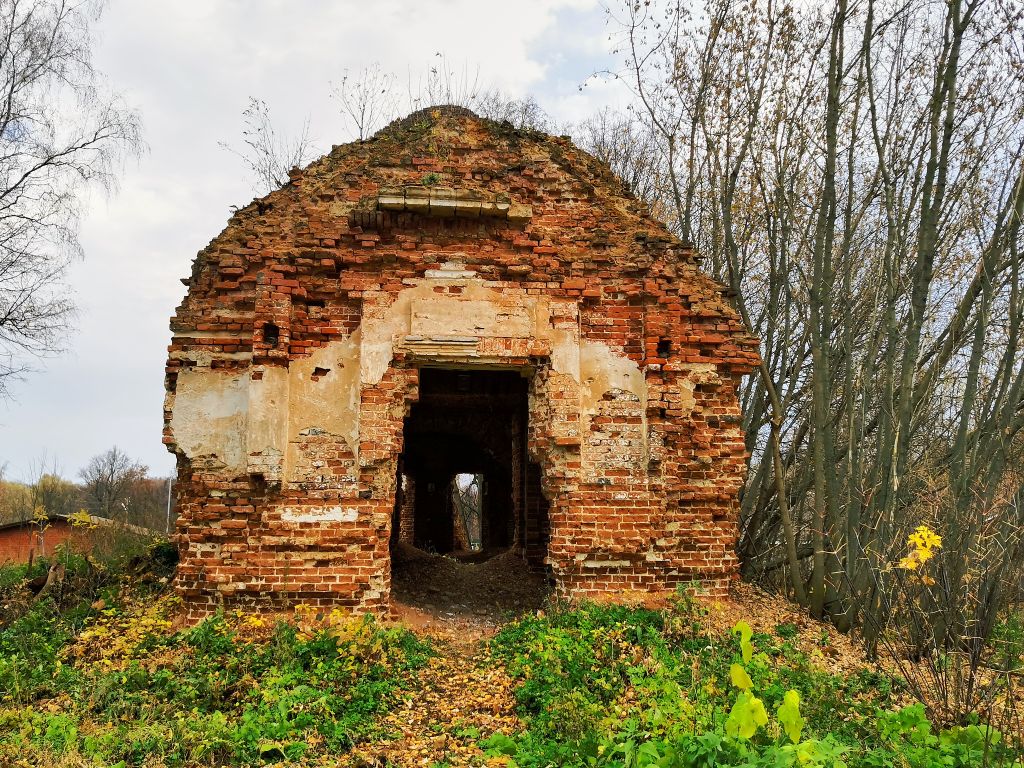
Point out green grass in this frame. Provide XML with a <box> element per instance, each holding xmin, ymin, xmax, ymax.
<box><xmin>0</xmin><ymin>555</ymin><xmax>429</xmax><ymax>767</ymax></box>
<box><xmin>3</xmin><ymin>551</ymin><xmax>1021</xmax><ymax>768</ymax></box>
<box><xmin>485</xmin><ymin>598</ymin><xmax>1023</xmax><ymax>767</ymax></box>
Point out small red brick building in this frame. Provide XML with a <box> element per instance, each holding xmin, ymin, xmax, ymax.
<box><xmin>0</xmin><ymin>515</ymin><xmax>161</xmax><ymax>564</ymax></box>
<box><xmin>0</xmin><ymin>517</ymin><xmax>75</xmax><ymax>564</ymax></box>
<box><xmin>165</xmin><ymin>107</ymin><xmax>760</xmax><ymax>617</ymax></box>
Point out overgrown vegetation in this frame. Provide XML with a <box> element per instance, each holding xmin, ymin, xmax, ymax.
<box><xmin>0</xmin><ymin>548</ymin><xmax>429</xmax><ymax>767</ymax></box>
<box><xmin>4</xmin><ymin>544</ymin><xmax>1023</xmax><ymax>767</ymax></box>
<box><xmin>486</xmin><ymin>596</ymin><xmax>1024</xmax><ymax>767</ymax></box>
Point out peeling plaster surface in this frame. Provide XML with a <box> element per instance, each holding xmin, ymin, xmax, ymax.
<box><xmin>168</xmin><ymin>283</ymin><xmax>562</xmax><ymax>483</ymax></box>
<box><xmin>169</xmin><ymin>369</ymin><xmax>249</xmax><ymax>473</ymax></box>
<box><xmin>579</xmin><ymin>340</ymin><xmax>646</xmax><ymax>413</ymax></box>
<box><xmin>361</xmin><ymin>280</ymin><xmax>553</xmax><ymax>384</ymax></box>
<box><xmin>412</xmin><ymin>299</ymin><xmax>533</xmax><ymax>338</ymax></box>
<box><xmin>247</xmin><ymin>365</ymin><xmax>289</xmax><ymax>476</ymax></box>
<box><xmin>550</xmin><ymin>327</ymin><xmax>581</xmax><ymax>380</ymax></box>
<box><xmin>287</xmin><ymin>331</ymin><xmax>362</xmax><ymax>459</ymax></box>
<box><xmin>678</xmin><ymin>363</ymin><xmax>718</xmax><ymax>412</ymax></box>
<box><xmin>168</xmin><ymin>349</ymin><xmax>251</xmax><ymax>366</ymax></box>
<box><xmin>359</xmin><ymin>295</ymin><xmax>403</xmax><ymax>386</ymax></box>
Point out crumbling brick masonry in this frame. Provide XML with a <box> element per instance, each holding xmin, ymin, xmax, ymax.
<box><xmin>164</xmin><ymin>106</ymin><xmax>760</xmax><ymax>618</ymax></box>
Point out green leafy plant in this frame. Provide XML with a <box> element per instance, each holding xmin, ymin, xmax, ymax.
<box><xmin>0</xmin><ymin>557</ymin><xmax>430</xmax><ymax>767</ymax></box>
<box><xmin>777</xmin><ymin>690</ymin><xmax>805</xmax><ymax>743</ymax></box>
<box><xmin>487</xmin><ymin>604</ymin><xmax>1023</xmax><ymax>768</ymax></box>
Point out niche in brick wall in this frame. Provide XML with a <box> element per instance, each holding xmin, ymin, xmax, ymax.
<box><xmin>262</xmin><ymin>322</ymin><xmax>280</xmax><ymax>347</ymax></box>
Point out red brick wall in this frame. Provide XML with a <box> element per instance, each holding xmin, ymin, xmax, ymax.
<box><xmin>165</xmin><ymin>107</ymin><xmax>760</xmax><ymax>618</ymax></box>
<box><xmin>0</xmin><ymin>520</ymin><xmax>75</xmax><ymax>564</ymax></box>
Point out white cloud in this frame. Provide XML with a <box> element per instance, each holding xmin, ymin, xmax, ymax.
<box><xmin>0</xmin><ymin>0</ymin><xmax>632</xmax><ymax>482</ymax></box>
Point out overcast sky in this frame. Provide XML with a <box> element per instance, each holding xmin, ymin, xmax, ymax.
<box><xmin>0</xmin><ymin>0</ymin><xmax>632</xmax><ymax>483</ymax></box>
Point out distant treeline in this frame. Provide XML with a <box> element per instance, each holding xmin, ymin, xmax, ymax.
<box><xmin>0</xmin><ymin>447</ymin><xmax>174</xmax><ymax>534</ymax></box>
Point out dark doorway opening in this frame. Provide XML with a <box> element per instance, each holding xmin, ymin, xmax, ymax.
<box><xmin>390</xmin><ymin>367</ymin><xmax>550</xmax><ymax>620</ymax></box>
<box><xmin>394</xmin><ymin>368</ymin><xmax>529</xmax><ymax>558</ymax></box>
<box><xmin>389</xmin><ymin>368</ymin><xmax>552</xmax><ymax>626</ymax></box>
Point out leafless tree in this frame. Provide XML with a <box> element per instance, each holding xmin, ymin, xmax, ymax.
<box><xmin>451</xmin><ymin>473</ymin><xmax>482</xmax><ymax>551</ymax></box>
<box><xmin>332</xmin><ymin>62</ymin><xmax>399</xmax><ymax>141</ymax></box>
<box><xmin>220</xmin><ymin>97</ymin><xmax>314</xmax><ymax>195</ymax></box>
<box><xmin>123</xmin><ymin>474</ymin><xmax>174</xmax><ymax>532</ymax></box>
<box><xmin>407</xmin><ymin>53</ymin><xmax>483</xmax><ymax>114</ymax></box>
<box><xmin>472</xmin><ymin>90</ymin><xmax>551</xmax><ymax>132</ymax></box>
<box><xmin>604</xmin><ymin>0</ymin><xmax>1024</xmax><ymax>665</ymax></box>
<box><xmin>78</xmin><ymin>446</ymin><xmax>146</xmax><ymax>521</ymax></box>
<box><xmin>0</xmin><ymin>0</ymin><xmax>141</xmax><ymax>396</ymax></box>
<box><xmin>574</xmin><ymin>107</ymin><xmax>671</xmax><ymax>223</ymax></box>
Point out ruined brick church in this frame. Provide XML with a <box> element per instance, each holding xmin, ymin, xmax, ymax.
<box><xmin>164</xmin><ymin>107</ymin><xmax>760</xmax><ymax>617</ymax></box>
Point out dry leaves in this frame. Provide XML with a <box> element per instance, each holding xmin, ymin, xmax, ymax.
<box><xmin>345</xmin><ymin>618</ymin><xmax>521</xmax><ymax>767</ymax></box>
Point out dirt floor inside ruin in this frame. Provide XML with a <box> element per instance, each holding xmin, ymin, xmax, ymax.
<box><xmin>353</xmin><ymin>545</ymin><xmax>548</xmax><ymax>764</ymax></box>
<box><xmin>389</xmin><ymin>543</ymin><xmax>550</xmax><ymax>631</ymax></box>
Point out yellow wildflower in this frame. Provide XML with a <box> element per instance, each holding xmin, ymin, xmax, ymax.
<box><xmin>898</xmin><ymin>525</ymin><xmax>941</xmax><ymax>576</ymax></box>
<box><xmin>908</xmin><ymin>525</ymin><xmax>942</xmax><ymax>552</ymax></box>
<box><xmin>898</xmin><ymin>554</ymin><xmax>920</xmax><ymax>571</ymax></box>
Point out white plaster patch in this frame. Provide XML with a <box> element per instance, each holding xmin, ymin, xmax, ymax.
<box><xmin>411</xmin><ymin>299</ymin><xmax>533</xmax><ymax>338</ymax></box>
<box><xmin>287</xmin><ymin>332</ymin><xmax>362</xmax><ymax>466</ymax></box>
<box><xmin>424</xmin><ymin>260</ymin><xmax>477</xmax><ymax>279</ymax></box>
<box><xmin>169</xmin><ymin>368</ymin><xmax>250</xmax><ymax>473</ymax></box>
<box><xmin>247</xmin><ymin>366</ymin><xmax>289</xmax><ymax>477</ymax></box>
<box><xmin>579</xmin><ymin>340</ymin><xmax>645</xmax><ymax>408</ymax></box>
<box><xmin>280</xmin><ymin>506</ymin><xmax>358</xmax><ymax>523</ymax></box>
<box><xmin>359</xmin><ymin>280</ymin><xmax>553</xmax><ymax>385</ymax></box>
<box><xmin>675</xmin><ymin>363</ymin><xmax>717</xmax><ymax>412</ymax></box>
<box><xmin>549</xmin><ymin>328</ymin><xmax>581</xmax><ymax>381</ymax></box>
<box><xmin>577</xmin><ymin>339</ymin><xmax>647</xmax><ymax>428</ymax></box>
<box><xmin>578</xmin><ymin>339</ymin><xmax>650</xmax><ymax>470</ymax></box>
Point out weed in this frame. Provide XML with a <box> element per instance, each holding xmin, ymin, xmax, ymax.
<box><xmin>775</xmin><ymin>622</ymin><xmax>799</xmax><ymax>640</ymax></box>
<box><xmin>0</xmin><ymin>562</ymin><xmax>429</xmax><ymax>767</ymax></box>
<box><xmin>486</xmin><ymin>600</ymin><xmax>1023</xmax><ymax>767</ymax></box>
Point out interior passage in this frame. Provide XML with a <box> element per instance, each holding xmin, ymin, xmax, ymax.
<box><xmin>392</xmin><ymin>368</ymin><xmax>548</xmax><ymax>564</ymax></box>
